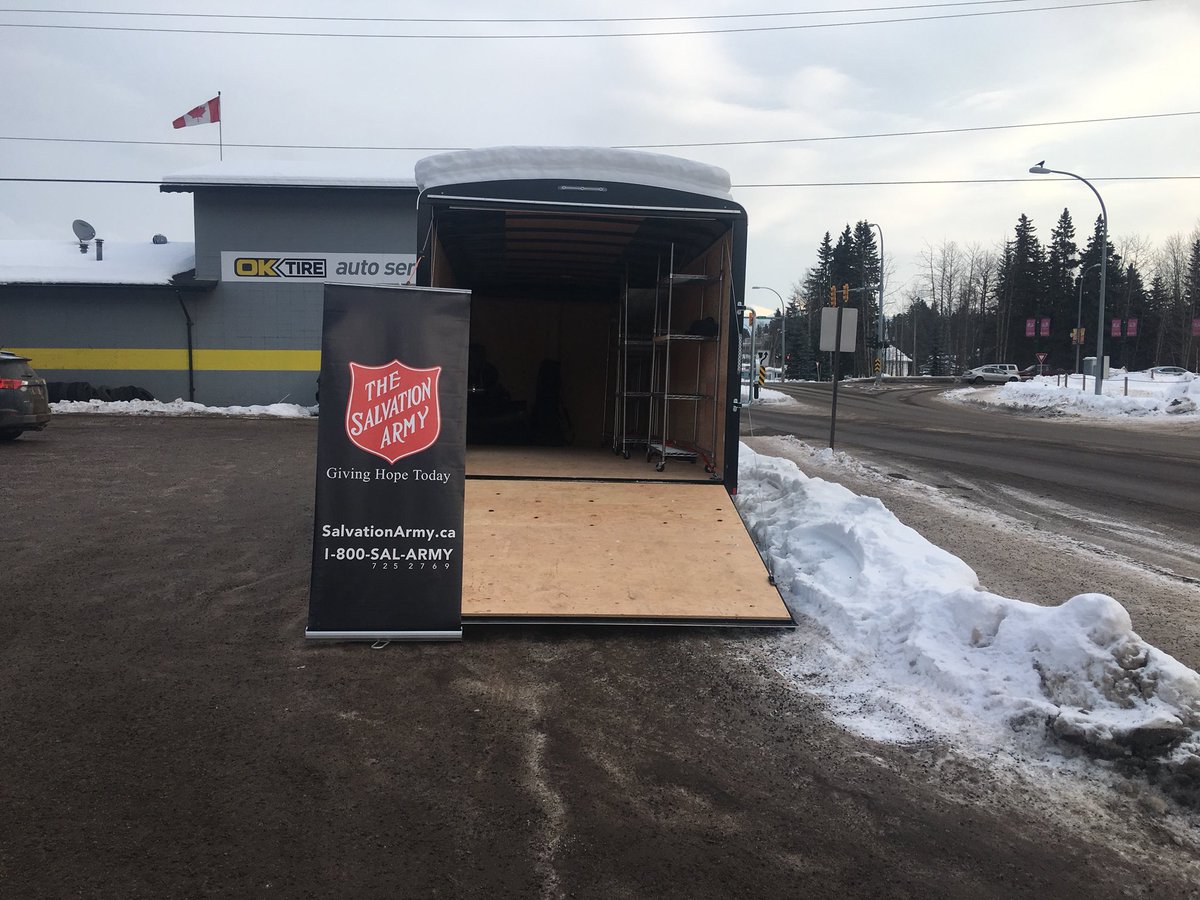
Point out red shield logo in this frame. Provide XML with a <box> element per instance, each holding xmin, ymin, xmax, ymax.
<box><xmin>344</xmin><ymin>360</ymin><xmax>442</xmax><ymax>464</ymax></box>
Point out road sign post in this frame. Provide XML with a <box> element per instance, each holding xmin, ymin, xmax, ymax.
<box><xmin>819</xmin><ymin>306</ymin><xmax>858</xmax><ymax>451</ymax></box>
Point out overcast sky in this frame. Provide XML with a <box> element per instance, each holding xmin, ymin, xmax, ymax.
<box><xmin>2</xmin><ymin>1</ymin><xmax>1198</xmax><ymax>313</ymax></box>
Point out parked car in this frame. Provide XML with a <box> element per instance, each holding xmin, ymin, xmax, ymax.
<box><xmin>0</xmin><ymin>350</ymin><xmax>51</xmax><ymax>440</ymax></box>
<box><xmin>1019</xmin><ymin>364</ymin><xmax>1071</xmax><ymax>380</ymax></box>
<box><xmin>1149</xmin><ymin>366</ymin><xmax>1191</xmax><ymax>379</ymax></box>
<box><xmin>961</xmin><ymin>364</ymin><xmax>1019</xmax><ymax>384</ymax></box>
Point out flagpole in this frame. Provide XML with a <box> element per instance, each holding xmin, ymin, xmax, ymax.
<box><xmin>218</xmin><ymin>91</ymin><xmax>223</xmax><ymax>161</ymax></box>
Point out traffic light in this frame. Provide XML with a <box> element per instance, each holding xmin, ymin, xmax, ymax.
<box><xmin>829</xmin><ymin>285</ymin><xmax>837</xmax><ymax>307</ymax></box>
<box><xmin>841</xmin><ymin>283</ymin><xmax>849</xmax><ymax>305</ymax></box>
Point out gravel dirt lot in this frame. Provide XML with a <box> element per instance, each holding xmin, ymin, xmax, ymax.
<box><xmin>2</xmin><ymin>415</ymin><xmax>1198</xmax><ymax>899</ymax></box>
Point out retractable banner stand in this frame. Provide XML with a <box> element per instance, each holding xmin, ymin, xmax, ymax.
<box><xmin>307</xmin><ymin>284</ymin><xmax>470</xmax><ymax>641</ymax></box>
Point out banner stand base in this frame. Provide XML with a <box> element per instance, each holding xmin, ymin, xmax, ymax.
<box><xmin>305</xmin><ymin>630</ymin><xmax>462</xmax><ymax>642</ymax></box>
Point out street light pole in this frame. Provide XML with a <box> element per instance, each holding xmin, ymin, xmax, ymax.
<box><xmin>1030</xmin><ymin>163</ymin><xmax>1108</xmax><ymax>395</ymax></box>
<box><xmin>867</xmin><ymin>222</ymin><xmax>885</xmax><ymax>385</ymax></box>
<box><xmin>1075</xmin><ymin>262</ymin><xmax>1100</xmax><ymax>376</ymax></box>
<box><xmin>751</xmin><ymin>285</ymin><xmax>786</xmax><ymax>383</ymax></box>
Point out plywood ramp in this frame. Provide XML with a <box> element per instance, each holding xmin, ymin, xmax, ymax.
<box><xmin>462</xmin><ymin>480</ymin><xmax>793</xmax><ymax>625</ymax></box>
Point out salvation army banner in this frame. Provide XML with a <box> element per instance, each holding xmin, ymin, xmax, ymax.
<box><xmin>307</xmin><ymin>284</ymin><xmax>470</xmax><ymax>641</ymax></box>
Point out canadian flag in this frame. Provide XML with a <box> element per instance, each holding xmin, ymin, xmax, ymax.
<box><xmin>172</xmin><ymin>96</ymin><xmax>220</xmax><ymax>129</ymax></box>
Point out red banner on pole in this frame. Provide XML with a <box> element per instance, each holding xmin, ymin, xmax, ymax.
<box><xmin>1026</xmin><ymin>318</ymin><xmax>1035</xmax><ymax>338</ymax></box>
<box><xmin>1111</xmin><ymin>318</ymin><xmax>1122</xmax><ymax>337</ymax></box>
<box><xmin>1040</xmin><ymin>317</ymin><xmax>1050</xmax><ymax>337</ymax></box>
<box><xmin>1126</xmin><ymin>317</ymin><xmax>1138</xmax><ymax>337</ymax></box>
<box><xmin>1193</xmin><ymin>317</ymin><xmax>1200</xmax><ymax>337</ymax></box>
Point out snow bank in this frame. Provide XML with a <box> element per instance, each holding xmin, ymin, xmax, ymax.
<box><xmin>736</xmin><ymin>446</ymin><xmax>1200</xmax><ymax>775</ymax></box>
<box><xmin>949</xmin><ymin>373</ymin><xmax>1199</xmax><ymax>418</ymax></box>
<box><xmin>739</xmin><ymin>386</ymin><xmax>795</xmax><ymax>405</ymax></box>
<box><xmin>51</xmin><ymin>398</ymin><xmax>314</xmax><ymax>418</ymax></box>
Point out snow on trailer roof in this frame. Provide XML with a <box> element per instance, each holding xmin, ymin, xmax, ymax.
<box><xmin>161</xmin><ymin>160</ymin><xmax>418</xmax><ymax>191</ymax></box>
<box><xmin>415</xmin><ymin>146</ymin><xmax>734</xmax><ymax>201</ymax></box>
<box><xmin>0</xmin><ymin>239</ymin><xmax>196</xmax><ymax>286</ymax></box>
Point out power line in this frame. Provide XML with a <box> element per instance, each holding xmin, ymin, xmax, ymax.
<box><xmin>0</xmin><ymin>0</ymin><xmax>1155</xmax><ymax>39</ymax></box>
<box><xmin>619</xmin><ymin>110</ymin><xmax>1199</xmax><ymax>149</ymax></box>
<box><xmin>0</xmin><ymin>1</ymin><xmax>1077</xmax><ymax>24</ymax></box>
<box><xmin>2</xmin><ymin>110</ymin><xmax>1193</xmax><ymax>154</ymax></box>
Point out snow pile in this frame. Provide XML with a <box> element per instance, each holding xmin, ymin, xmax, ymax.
<box><xmin>950</xmin><ymin>373</ymin><xmax>1199</xmax><ymax>418</ymax></box>
<box><xmin>736</xmin><ymin>446</ymin><xmax>1200</xmax><ymax>777</ymax></box>
<box><xmin>51</xmin><ymin>398</ymin><xmax>315</xmax><ymax>418</ymax></box>
<box><xmin>739</xmin><ymin>386</ymin><xmax>795</xmax><ymax>405</ymax></box>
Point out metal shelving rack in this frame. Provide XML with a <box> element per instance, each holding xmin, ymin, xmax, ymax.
<box><xmin>611</xmin><ymin>280</ymin><xmax>655</xmax><ymax>459</ymax></box>
<box><xmin>646</xmin><ymin>244</ymin><xmax>723</xmax><ymax>474</ymax></box>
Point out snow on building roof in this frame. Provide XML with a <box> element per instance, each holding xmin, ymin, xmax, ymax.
<box><xmin>414</xmin><ymin>146</ymin><xmax>733</xmax><ymax>201</ymax></box>
<box><xmin>0</xmin><ymin>239</ymin><xmax>196</xmax><ymax>286</ymax></box>
<box><xmin>161</xmin><ymin>160</ymin><xmax>418</xmax><ymax>190</ymax></box>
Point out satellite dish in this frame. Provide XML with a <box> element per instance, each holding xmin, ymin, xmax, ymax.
<box><xmin>72</xmin><ymin>219</ymin><xmax>96</xmax><ymax>242</ymax></box>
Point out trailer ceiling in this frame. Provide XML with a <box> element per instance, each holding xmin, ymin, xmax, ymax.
<box><xmin>430</xmin><ymin>203</ymin><xmax>734</xmax><ymax>294</ymax></box>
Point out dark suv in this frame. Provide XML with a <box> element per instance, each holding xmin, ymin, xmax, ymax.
<box><xmin>0</xmin><ymin>351</ymin><xmax>51</xmax><ymax>440</ymax></box>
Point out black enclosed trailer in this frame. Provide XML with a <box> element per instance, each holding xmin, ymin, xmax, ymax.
<box><xmin>414</xmin><ymin>147</ymin><xmax>791</xmax><ymax>627</ymax></box>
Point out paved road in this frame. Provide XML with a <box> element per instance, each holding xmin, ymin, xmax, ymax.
<box><xmin>4</xmin><ymin>415</ymin><xmax>1198</xmax><ymax>898</ymax></box>
<box><xmin>743</xmin><ymin>382</ymin><xmax>1200</xmax><ymax>586</ymax></box>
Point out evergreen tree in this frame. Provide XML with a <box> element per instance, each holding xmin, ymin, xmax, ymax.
<box><xmin>994</xmin><ymin>214</ymin><xmax>1045</xmax><ymax>362</ymax></box>
<box><xmin>788</xmin><ymin>305</ymin><xmax>818</xmax><ymax>380</ymax></box>
<box><xmin>1145</xmin><ymin>273</ymin><xmax>1170</xmax><ymax>369</ymax></box>
<box><xmin>799</xmin><ymin>234</ymin><xmax>835</xmax><ymax>378</ymax></box>
<box><xmin>1044</xmin><ymin>208</ymin><xmax>1078</xmax><ymax>366</ymax></box>
<box><xmin>852</xmin><ymin>221</ymin><xmax>882</xmax><ymax>373</ymax></box>
<box><xmin>1117</xmin><ymin>262</ymin><xmax>1149</xmax><ymax>370</ymax></box>
<box><xmin>1184</xmin><ymin>239</ymin><xmax>1200</xmax><ymax>370</ymax></box>
<box><xmin>830</xmin><ymin>225</ymin><xmax>856</xmax><ymax>310</ymax></box>
<box><xmin>802</xmin><ymin>232</ymin><xmax>835</xmax><ymax>315</ymax></box>
<box><xmin>1078</xmin><ymin>215</ymin><xmax>1125</xmax><ymax>366</ymax></box>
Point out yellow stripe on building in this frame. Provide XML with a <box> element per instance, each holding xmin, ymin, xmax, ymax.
<box><xmin>195</xmin><ymin>349</ymin><xmax>321</xmax><ymax>371</ymax></box>
<box><xmin>10</xmin><ymin>348</ymin><xmax>321</xmax><ymax>372</ymax></box>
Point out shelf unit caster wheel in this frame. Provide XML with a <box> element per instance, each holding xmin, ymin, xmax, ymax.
<box><xmin>622</xmin><ymin>450</ymin><xmax>630</xmax><ymax>460</ymax></box>
<box><xmin>655</xmin><ymin>462</ymin><xmax>665</xmax><ymax>472</ymax></box>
